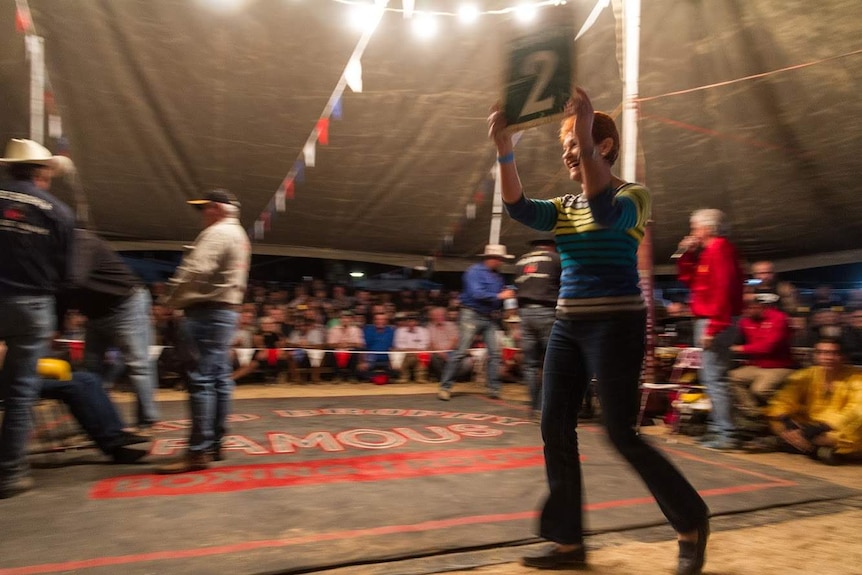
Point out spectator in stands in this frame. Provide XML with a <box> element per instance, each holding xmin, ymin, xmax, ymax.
<box><xmin>842</xmin><ymin>309</ymin><xmax>862</xmax><ymax>366</ymax></box>
<box><xmin>437</xmin><ymin>245</ymin><xmax>516</xmax><ymax>401</ymax></box>
<box><xmin>750</xmin><ymin>261</ymin><xmax>776</xmax><ymax>290</ymax></box>
<box><xmin>811</xmin><ymin>284</ymin><xmax>840</xmax><ymax>312</ymax></box>
<box><xmin>393</xmin><ymin>312</ymin><xmax>430</xmax><ymax>382</ymax></box>
<box><xmin>359</xmin><ymin>312</ymin><xmax>396</xmax><ymax>382</ymax></box>
<box><xmin>766</xmin><ymin>337</ymin><xmax>862</xmax><ymax>464</ymax></box>
<box><xmin>254</xmin><ymin>316</ymin><xmax>288</xmax><ymax>384</ymax></box>
<box><xmin>0</xmin><ymin>138</ymin><xmax>75</xmax><ymax>499</ymax></box>
<box><xmin>427</xmin><ymin>306</ymin><xmax>465</xmax><ymax>382</ymax></box>
<box><xmin>326</xmin><ymin>310</ymin><xmax>365</xmax><ymax>381</ymax></box>
<box><xmin>677</xmin><ymin>208</ymin><xmax>745</xmax><ymax>450</ymax></box>
<box><xmin>729</xmin><ymin>289</ymin><xmax>796</xmax><ymax>440</ymax></box>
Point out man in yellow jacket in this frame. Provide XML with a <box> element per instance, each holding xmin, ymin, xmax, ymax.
<box><xmin>767</xmin><ymin>336</ymin><xmax>862</xmax><ymax>464</ymax></box>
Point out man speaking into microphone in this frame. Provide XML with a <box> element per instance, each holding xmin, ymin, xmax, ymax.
<box><xmin>676</xmin><ymin>209</ymin><xmax>745</xmax><ymax>451</ymax></box>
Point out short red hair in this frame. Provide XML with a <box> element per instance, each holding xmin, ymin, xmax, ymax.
<box><xmin>559</xmin><ymin>112</ymin><xmax>620</xmax><ymax>166</ymax></box>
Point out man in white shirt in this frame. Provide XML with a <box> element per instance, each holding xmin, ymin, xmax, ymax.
<box><xmin>393</xmin><ymin>312</ymin><xmax>430</xmax><ymax>382</ymax></box>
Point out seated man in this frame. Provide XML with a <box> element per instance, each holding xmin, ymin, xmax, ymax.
<box><xmin>392</xmin><ymin>312</ymin><xmax>430</xmax><ymax>382</ymax></box>
<box><xmin>40</xmin><ymin>370</ymin><xmax>150</xmax><ymax>463</ymax></box>
<box><xmin>729</xmin><ymin>289</ymin><xmax>795</xmax><ymax>438</ymax></box>
<box><xmin>765</xmin><ymin>337</ymin><xmax>862</xmax><ymax>464</ymax></box>
<box><xmin>358</xmin><ymin>312</ymin><xmax>396</xmax><ymax>382</ymax></box>
<box><xmin>325</xmin><ymin>311</ymin><xmax>365</xmax><ymax>381</ymax></box>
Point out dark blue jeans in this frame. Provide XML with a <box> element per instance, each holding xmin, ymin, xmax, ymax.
<box><xmin>519</xmin><ymin>306</ymin><xmax>556</xmax><ymax>411</ymax></box>
<box><xmin>180</xmin><ymin>308</ymin><xmax>238</xmax><ymax>454</ymax></box>
<box><xmin>539</xmin><ymin>310</ymin><xmax>708</xmax><ymax>544</ymax></box>
<box><xmin>40</xmin><ymin>372</ymin><xmax>125</xmax><ymax>455</ymax></box>
<box><xmin>0</xmin><ymin>295</ymin><xmax>55</xmax><ymax>481</ymax></box>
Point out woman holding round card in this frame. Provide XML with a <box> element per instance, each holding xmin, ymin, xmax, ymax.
<box><xmin>488</xmin><ymin>87</ymin><xmax>709</xmax><ymax>575</ymax></box>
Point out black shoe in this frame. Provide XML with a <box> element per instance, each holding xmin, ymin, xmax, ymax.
<box><xmin>677</xmin><ymin>520</ymin><xmax>709</xmax><ymax>575</ymax></box>
<box><xmin>0</xmin><ymin>475</ymin><xmax>35</xmax><ymax>499</ymax></box>
<box><xmin>111</xmin><ymin>446</ymin><xmax>148</xmax><ymax>464</ymax></box>
<box><xmin>117</xmin><ymin>431</ymin><xmax>151</xmax><ymax>446</ymax></box>
<box><xmin>210</xmin><ymin>443</ymin><xmax>224</xmax><ymax>462</ymax></box>
<box><xmin>521</xmin><ymin>545</ymin><xmax>587</xmax><ymax>570</ymax></box>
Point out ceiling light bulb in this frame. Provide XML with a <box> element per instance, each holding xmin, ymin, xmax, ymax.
<box><xmin>515</xmin><ymin>4</ymin><xmax>538</xmax><ymax>23</ymax></box>
<box><xmin>411</xmin><ymin>12</ymin><xmax>438</xmax><ymax>39</ymax></box>
<box><xmin>457</xmin><ymin>4</ymin><xmax>480</xmax><ymax>24</ymax></box>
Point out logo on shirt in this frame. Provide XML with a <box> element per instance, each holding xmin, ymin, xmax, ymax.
<box><xmin>3</xmin><ymin>206</ymin><xmax>25</xmax><ymax>221</ymax></box>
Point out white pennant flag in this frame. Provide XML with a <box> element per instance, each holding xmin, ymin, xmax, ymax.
<box><xmin>148</xmin><ymin>345</ymin><xmax>164</xmax><ymax>361</ymax></box>
<box><xmin>469</xmin><ymin>347</ymin><xmax>487</xmax><ymax>361</ymax></box>
<box><xmin>236</xmin><ymin>348</ymin><xmax>255</xmax><ymax>366</ymax></box>
<box><xmin>308</xmin><ymin>349</ymin><xmax>325</xmax><ymax>367</ymax></box>
<box><xmin>345</xmin><ymin>58</ymin><xmax>363</xmax><ymax>93</ymax></box>
<box><xmin>389</xmin><ymin>351</ymin><xmax>406</xmax><ymax>370</ymax></box>
<box><xmin>275</xmin><ymin>189</ymin><xmax>285</xmax><ymax>212</ymax></box>
<box><xmin>303</xmin><ymin>141</ymin><xmax>316</xmax><ymax>167</ymax></box>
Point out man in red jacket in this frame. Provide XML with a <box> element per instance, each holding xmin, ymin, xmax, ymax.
<box><xmin>677</xmin><ymin>209</ymin><xmax>744</xmax><ymax>450</ymax></box>
<box><xmin>729</xmin><ymin>289</ymin><xmax>795</xmax><ymax>437</ymax></box>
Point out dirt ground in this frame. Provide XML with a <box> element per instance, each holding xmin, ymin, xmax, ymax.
<box><xmin>132</xmin><ymin>380</ymin><xmax>862</xmax><ymax>575</ymax></box>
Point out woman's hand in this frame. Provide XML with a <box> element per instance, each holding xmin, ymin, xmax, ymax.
<box><xmin>488</xmin><ymin>103</ymin><xmax>513</xmax><ymax>155</ymax></box>
<box><xmin>570</xmin><ymin>86</ymin><xmax>595</xmax><ymax>156</ymax></box>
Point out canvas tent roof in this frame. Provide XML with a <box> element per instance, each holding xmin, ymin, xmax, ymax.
<box><xmin>2</xmin><ymin>0</ymin><xmax>861</xmax><ymax>275</ymax></box>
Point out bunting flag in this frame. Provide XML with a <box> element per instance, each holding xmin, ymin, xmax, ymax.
<box><xmin>294</xmin><ymin>160</ymin><xmax>305</xmax><ymax>183</ymax></box>
<box><xmin>275</xmin><ymin>187</ymin><xmax>285</xmax><ymax>212</ymax></box>
<box><xmin>316</xmin><ymin>118</ymin><xmax>329</xmax><ymax>145</ymax></box>
<box><xmin>284</xmin><ymin>178</ymin><xmax>295</xmax><ymax>199</ymax></box>
<box><xmin>303</xmin><ymin>141</ymin><xmax>316</xmax><ymax>167</ymax></box>
<box><xmin>253</xmin><ymin>219</ymin><xmax>264</xmax><ymax>239</ymax></box>
<box><xmin>236</xmin><ymin>348</ymin><xmax>255</xmax><ymax>366</ymax></box>
<box><xmin>389</xmin><ymin>351</ymin><xmax>406</xmax><ymax>370</ymax></box>
<box><xmin>48</xmin><ymin>115</ymin><xmax>62</xmax><ymax>138</ymax></box>
<box><xmin>345</xmin><ymin>58</ymin><xmax>363</xmax><ymax>93</ymax></box>
<box><xmin>15</xmin><ymin>3</ymin><xmax>33</xmax><ymax>33</ymax></box>
<box><xmin>308</xmin><ymin>349</ymin><xmax>325</xmax><ymax>368</ymax></box>
<box><xmin>332</xmin><ymin>98</ymin><xmax>343</xmax><ymax>120</ymax></box>
<box><xmin>261</xmin><ymin>210</ymin><xmax>271</xmax><ymax>231</ymax></box>
<box><xmin>465</xmin><ymin>203</ymin><xmax>476</xmax><ymax>220</ymax></box>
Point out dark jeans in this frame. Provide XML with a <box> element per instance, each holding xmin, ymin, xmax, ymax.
<box><xmin>539</xmin><ymin>310</ymin><xmax>708</xmax><ymax>544</ymax></box>
<box><xmin>519</xmin><ymin>306</ymin><xmax>556</xmax><ymax>411</ymax></box>
<box><xmin>40</xmin><ymin>372</ymin><xmax>126</xmax><ymax>455</ymax></box>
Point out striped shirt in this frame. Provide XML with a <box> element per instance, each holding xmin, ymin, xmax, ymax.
<box><xmin>505</xmin><ymin>183</ymin><xmax>651</xmax><ymax>318</ymax></box>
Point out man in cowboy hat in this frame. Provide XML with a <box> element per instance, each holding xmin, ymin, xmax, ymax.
<box><xmin>156</xmin><ymin>189</ymin><xmax>250</xmax><ymax>473</ymax></box>
<box><xmin>515</xmin><ymin>235</ymin><xmax>561</xmax><ymax>421</ymax></box>
<box><xmin>438</xmin><ymin>244</ymin><xmax>516</xmax><ymax>401</ymax></box>
<box><xmin>0</xmin><ymin>138</ymin><xmax>75</xmax><ymax>498</ymax></box>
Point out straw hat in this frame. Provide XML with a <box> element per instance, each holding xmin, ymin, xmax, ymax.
<box><xmin>477</xmin><ymin>244</ymin><xmax>514</xmax><ymax>260</ymax></box>
<box><xmin>0</xmin><ymin>138</ymin><xmax>55</xmax><ymax>166</ymax></box>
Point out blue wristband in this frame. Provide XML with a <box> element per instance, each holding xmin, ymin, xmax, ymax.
<box><xmin>497</xmin><ymin>151</ymin><xmax>515</xmax><ymax>164</ymax></box>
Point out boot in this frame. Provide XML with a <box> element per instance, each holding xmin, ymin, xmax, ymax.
<box><xmin>156</xmin><ymin>451</ymin><xmax>212</xmax><ymax>474</ymax></box>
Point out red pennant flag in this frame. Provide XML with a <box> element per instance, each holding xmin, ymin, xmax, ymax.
<box><xmin>316</xmin><ymin>118</ymin><xmax>329</xmax><ymax>145</ymax></box>
<box><xmin>15</xmin><ymin>6</ymin><xmax>32</xmax><ymax>33</ymax></box>
<box><xmin>284</xmin><ymin>178</ymin><xmax>295</xmax><ymax>199</ymax></box>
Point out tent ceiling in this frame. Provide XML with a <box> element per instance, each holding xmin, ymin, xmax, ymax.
<box><xmin>2</xmin><ymin>0</ymin><xmax>862</xmax><ymax>274</ymax></box>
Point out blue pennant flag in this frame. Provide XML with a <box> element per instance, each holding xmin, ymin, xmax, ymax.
<box><xmin>332</xmin><ymin>97</ymin><xmax>343</xmax><ymax>120</ymax></box>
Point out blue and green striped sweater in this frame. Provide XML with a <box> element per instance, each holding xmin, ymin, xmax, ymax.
<box><xmin>505</xmin><ymin>183</ymin><xmax>651</xmax><ymax>317</ymax></box>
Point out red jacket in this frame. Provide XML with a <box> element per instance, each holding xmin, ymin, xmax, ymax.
<box><xmin>738</xmin><ymin>308</ymin><xmax>795</xmax><ymax>369</ymax></box>
<box><xmin>677</xmin><ymin>237</ymin><xmax>744</xmax><ymax>337</ymax></box>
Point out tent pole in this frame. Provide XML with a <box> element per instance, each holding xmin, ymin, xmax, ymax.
<box><xmin>26</xmin><ymin>34</ymin><xmax>45</xmax><ymax>144</ymax></box>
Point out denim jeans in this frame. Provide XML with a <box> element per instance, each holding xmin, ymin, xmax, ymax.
<box><xmin>539</xmin><ymin>310</ymin><xmax>708</xmax><ymax>544</ymax></box>
<box><xmin>179</xmin><ymin>308</ymin><xmax>237</xmax><ymax>454</ymax></box>
<box><xmin>0</xmin><ymin>295</ymin><xmax>55</xmax><ymax>480</ymax></box>
<box><xmin>519</xmin><ymin>306</ymin><xmax>556</xmax><ymax>411</ymax></box>
<box><xmin>694</xmin><ymin>318</ymin><xmax>739</xmax><ymax>441</ymax></box>
<box><xmin>85</xmin><ymin>287</ymin><xmax>159</xmax><ymax>426</ymax></box>
<box><xmin>40</xmin><ymin>372</ymin><xmax>125</xmax><ymax>455</ymax></box>
<box><xmin>440</xmin><ymin>307</ymin><xmax>501</xmax><ymax>393</ymax></box>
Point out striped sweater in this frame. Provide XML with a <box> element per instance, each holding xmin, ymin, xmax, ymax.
<box><xmin>504</xmin><ymin>182</ymin><xmax>651</xmax><ymax>317</ymax></box>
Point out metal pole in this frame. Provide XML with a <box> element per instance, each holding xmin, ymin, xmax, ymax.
<box><xmin>27</xmin><ymin>34</ymin><xmax>45</xmax><ymax>144</ymax></box>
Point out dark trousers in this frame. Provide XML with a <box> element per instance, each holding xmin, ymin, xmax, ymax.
<box><xmin>539</xmin><ymin>310</ymin><xmax>708</xmax><ymax>544</ymax></box>
<box><xmin>40</xmin><ymin>372</ymin><xmax>126</xmax><ymax>455</ymax></box>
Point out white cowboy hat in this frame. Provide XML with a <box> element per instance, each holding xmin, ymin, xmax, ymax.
<box><xmin>0</xmin><ymin>138</ymin><xmax>55</xmax><ymax>166</ymax></box>
<box><xmin>477</xmin><ymin>244</ymin><xmax>515</xmax><ymax>260</ymax></box>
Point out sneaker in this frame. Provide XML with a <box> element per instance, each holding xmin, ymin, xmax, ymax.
<box><xmin>156</xmin><ymin>451</ymin><xmax>212</xmax><ymax>474</ymax></box>
<box><xmin>815</xmin><ymin>446</ymin><xmax>840</xmax><ymax>466</ymax></box>
<box><xmin>700</xmin><ymin>438</ymin><xmax>739</xmax><ymax>452</ymax></box>
<box><xmin>521</xmin><ymin>545</ymin><xmax>587</xmax><ymax>570</ymax></box>
<box><xmin>0</xmin><ymin>475</ymin><xmax>35</xmax><ymax>499</ymax></box>
<box><xmin>437</xmin><ymin>389</ymin><xmax>451</xmax><ymax>401</ymax></box>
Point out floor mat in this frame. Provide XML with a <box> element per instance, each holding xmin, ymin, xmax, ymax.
<box><xmin>1</xmin><ymin>393</ymin><xmax>857</xmax><ymax>575</ymax></box>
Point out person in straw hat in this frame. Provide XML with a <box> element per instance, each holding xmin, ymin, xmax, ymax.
<box><xmin>0</xmin><ymin>138</ymin><xmax>76</xmax><ymax>498</ymax></box>
<box><xmin>437</xmin><ymin>244</ymin><xmax>516</xmax><ymax>401</ymax></box>
<box><xmin>489</xmin><ymin>88</ymin><xmax>709</xmax><ymax>574</ymax></box>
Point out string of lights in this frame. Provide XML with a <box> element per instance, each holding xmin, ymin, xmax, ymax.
<box><xmin>330</xmin><ymin>0</ymin><xmax>567</xmax><ymax>19</ymax></box>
